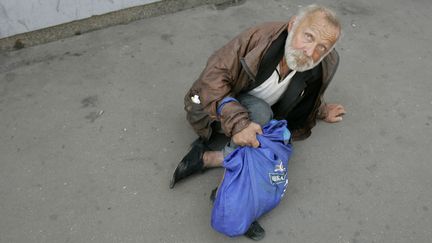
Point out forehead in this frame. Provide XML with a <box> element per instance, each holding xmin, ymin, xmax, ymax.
<box><xmin>297</xmin><ymin>11</ymin><xmax>340</xmax><ymax>43</ymax></box>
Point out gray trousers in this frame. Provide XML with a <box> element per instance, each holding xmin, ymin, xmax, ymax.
<box><xmin>217</xmin><ymin>93</ymin><xmax>274</xmax><ymax>157</ymax></box>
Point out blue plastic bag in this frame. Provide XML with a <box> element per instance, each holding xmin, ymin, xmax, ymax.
<box><xmin>211</xmin><ymin>119</ymin><xmax>293</xmax><ymax>237</ymax></box>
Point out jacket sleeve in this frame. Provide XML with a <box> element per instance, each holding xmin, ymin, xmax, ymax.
<box><xmin>219</xmin><ymin>99</ymin><xmax>251</xmax><ymax>137</ymax></box>
<box><xmin>189</xmin><ymin>53</ymin><xmax>251</xmax><ymax>137</ymax></box>
<box><xmin>189</xmin><ymin>25</ymin><xmax>265</xmax><ymax>137</ymax></box>
<box><xmin>316</xmin><ymin>102</ymin><xmax>328</xmax><ymax>120</ymax></box>
<box><xmin>316</xmin><ymin>49</ymin><xmax>340</xmax><ymax>120</ymax></box>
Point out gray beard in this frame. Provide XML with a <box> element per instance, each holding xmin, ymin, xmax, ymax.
<box><xmin>284</xmin><ymin>32</ymin><xmax>323</xmax><ymax>72</ymax></box>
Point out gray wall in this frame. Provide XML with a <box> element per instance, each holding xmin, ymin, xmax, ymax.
<box><xmin>0</xmin><ymin>0</ymin><xmax>161</xmax><ymax>38</ymax></box>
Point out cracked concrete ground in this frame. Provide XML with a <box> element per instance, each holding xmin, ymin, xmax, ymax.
<box><xmin>1</xmin><ymin>0</ymin><xmax>431</xmax><ymax>242</ymax></box>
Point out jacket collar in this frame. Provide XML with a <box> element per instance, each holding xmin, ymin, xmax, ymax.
<box><xmin>240</xmin><ymin>22</ymin><xmax>289</xmax><ymax>85</ymax></box>
<box><xmin>240</xmin><ymin>22</ymin><xmax>338</xmax><ymax>92</ymax></box>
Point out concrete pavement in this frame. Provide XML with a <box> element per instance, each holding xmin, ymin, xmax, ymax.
<box><xmin>1</xmin><ymin>0</ymin><xmax>431</xmax><ymax>242</ymax></box>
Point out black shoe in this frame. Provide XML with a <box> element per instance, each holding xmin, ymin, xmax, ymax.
<box><xmin>244</xmin><ymin>221</ymin><xmax>265</xmax><ymax>241</ymax></box>
<box><xmin>169</xmin><ymin>138</ymin><xmax>210</xmax><ymax>189</ymax></box>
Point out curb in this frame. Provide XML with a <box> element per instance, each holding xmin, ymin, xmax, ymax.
<box><xmin>0</xmin><ymin>0</ymin><xmax>237</xmax><ymax>52</ymax></box>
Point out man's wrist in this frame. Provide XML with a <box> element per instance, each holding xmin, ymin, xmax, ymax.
<box><xmin>231</xmin><ymin>119</ymin><xmax>251</xmax><ymax>137</ymax></box>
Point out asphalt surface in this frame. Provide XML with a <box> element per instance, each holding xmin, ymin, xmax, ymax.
<box><xmin>1</xmin><ymin>0</ymin><xmax>431</xmax><ymax>242</ymax></box>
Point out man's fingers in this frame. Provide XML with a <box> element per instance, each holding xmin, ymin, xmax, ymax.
<box><xmin>325</xmin><ymin>113</ymin><xmax>344</xmax><ymax>123</ymax></box>
<box><xmin>256</xmin><ymin>127</ymin><xmax>263</xmax><ymax>135</ymax></box>
<box><xmin>323</xmin><ymin>104</ymin><xmax>346</xmax><ymax>123</ymax></box>
<box><xmin>232</xmin><ymin>122</ymin><xmax>263</xmax><ymax>147</ymax></box>
<box><xmin>336</xmin><ymin>110</ymin><xmax>346</xmax><ymax>117</ymax></box>
<box><xmin>336</xmin><ymin>105</ymin><xmax>346</xmax><ymax>114</ymax></box>
<box><xmin>251</xmin><ymin>122</ymin><xmax>263</xmax><ymax>134</ymax></box>
<box><xmin>247</xmin><ymin>123</ymin><xmax>262</xmax><ymax>136</ymax></box>
<box><xmin>330</xmin><ymin>105</ymin><xmax>346</xmax><ymax>117</ymax></box>
<box><xmin>252</xmin><ymin>139</ymin><xmax>260</xmax><ymax>148</ymax></box>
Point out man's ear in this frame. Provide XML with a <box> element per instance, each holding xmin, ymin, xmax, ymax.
<box><xmin>288</xmin><ymin>16</ymin><xmax>297</xmax><ymax>32</ymax></box>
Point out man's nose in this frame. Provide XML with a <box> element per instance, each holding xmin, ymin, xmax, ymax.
<box><xmin>303</xmin><ymin>44</ymin><xmax>315</xmax><ymax>57</ymax></box>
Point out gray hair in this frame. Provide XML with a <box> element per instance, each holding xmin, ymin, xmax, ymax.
<box><xmin>295</xmin><ymin>4</ymin><xmax>341</xmax><ymax>31</ymax></box>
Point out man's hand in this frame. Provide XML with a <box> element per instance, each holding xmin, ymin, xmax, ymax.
<box><xmin>232</xmin><ymin>122</ymin><xmax>262</xmax><ymax>147</ymax></box>
<box><xmin>323</xmin><ymin>103</ymin><xmax>346</xmax><ymax>123</ymax></box>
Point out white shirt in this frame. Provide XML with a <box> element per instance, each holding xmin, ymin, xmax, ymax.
<box><xmin>248</xmin><ymin>65</ymin><xmax>296</xmax><ymax>106</ymax></box>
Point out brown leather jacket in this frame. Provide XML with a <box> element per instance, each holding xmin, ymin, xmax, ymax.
<box><xmin>184</xmin><ymin>21</ymin><xmax>339</xmax><ymax>141</ymax></box>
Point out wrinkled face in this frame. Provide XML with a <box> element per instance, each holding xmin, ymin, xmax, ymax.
<box><xmin>285</xmin><ymin>12</ymin><xmax>340</xmax><ymax>72</ymax></box>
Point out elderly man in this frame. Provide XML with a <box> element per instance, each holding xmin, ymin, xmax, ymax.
<box><xmin>170</xmin><ymin>4</ymin><xmax>346</xmax><ymax>240</ymax></box>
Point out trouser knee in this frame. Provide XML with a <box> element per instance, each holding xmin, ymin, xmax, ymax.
<box><xmin>236</xmin><ymin>94</ymin><xmax>273</xmax><ymax>126</ymax></box>
<box><xmin>248</xmin><ymin>101</ymin><xmax>273</xmax><ymax>126</ymax></box>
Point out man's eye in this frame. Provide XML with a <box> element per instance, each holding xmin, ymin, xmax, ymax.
<box><xmin>304</xmin><ymin>33</ymin><xmax>313</xmax><ymax>41</ymax></box>
<box><xmin>318</xmin><ymin>45</ymin><xmax>327</xmax><ymax>53</ymax></box>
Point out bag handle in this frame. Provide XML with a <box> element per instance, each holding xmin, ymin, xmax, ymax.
<box><xmin>256</xmin><ymin>134</ymin><xmax>291</xmax><ymax>162</ymax></box>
